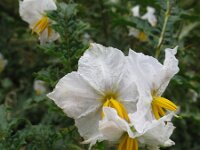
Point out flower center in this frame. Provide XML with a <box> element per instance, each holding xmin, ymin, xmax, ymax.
<box><xmin>32</xmin><ymin>16</ymin><xmax>49</xmax><ymax>35</ymax></box>
<box><xmin>152</xmin><ymin>97</ymin><xmax>178</xmax><ymax>120</ymax></box>
<box><xmin>138</xmin><ymin>31</ymin><xmax>147</xmax><ymax>41</ymax></box>
<box><xmin>102</xmin><ymin>97</ymin><xmax>138</xmax><ymax>150</ymax></box>
<box><xmin>102</xmin><ymin>98</ymin><xmax>129</xmax><ymax>122</ymax></box>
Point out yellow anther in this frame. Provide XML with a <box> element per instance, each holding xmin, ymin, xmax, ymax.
<box><xmin>152</xmin><ymin>97</ymin><xmax>178</xmax><ymax>120</ymax></box>
<box><xmin>138</xmin><ymin>32</ymin><xmax>147</xmax><ymax>41</ymax></box>
<box><xmin>102</xmin><ymin>97</ymin><xmax>136</xmax><ymax>150</ymax></box>
<box><xmin>118</xmin><ymin>134</ymin><xmax>138</xmax><ymax>150</ymax></box>
<box><xmin>102</xmin><ymin>98</ymin><xmax>129</xmax><ymax>122</ymax></box>
<box><xmin>32</xmin><ymin>16</ymin><xmax>49</xmax><ymax>34</ymax></box>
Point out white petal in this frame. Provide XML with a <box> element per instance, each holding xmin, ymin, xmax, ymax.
<box><xmin>127</xmin><ymin>49</ymin><xmax>161</xmax><ymax>102</ymax></box>
<box><xmin>75</xmin><ymin>108</ymin><xmax>102</xmax><ymax>144</ymax></box>
<box><xmin>99</xmin><ymin>120</ymin><xmax>124</xmax><ymax>142</ymax></box>
<box><xmin>100</xmin><ymin>107</ymin><xmax>135</xmax><ymax>140</ymax></box>
<box><xmin>78</xmin><ymin>43</ymin><xmax>138</xmax><ymax>114</ymax></box>
<box><xmin>19</xmin><ymin>0</ymin><xmax>57</xmax><ymax>27</ymax></box>
<box><xmin>117</xmin><ymin>70</ymin><xmax>139</xmax><ymax>113</ymax></box>
<box><xmin>33</xmin><ymin>80</ymin><xmax>47</xmax><ymax>94</ymax></box>
<box><xmin>131</xmin><ymin>5</ymin><xmax>140</xmax><ymax>17</ymax></box>
<box><xmin>127</xmin><ymin>47</ymin><xmax>179</xmax><ymax>97</ymax></box>
<box><xmin>156</xmin><ymin>46</ymin><xmax>179</xmax><ymax>95</ymax></box>
<box><xmin>39</xmin><ymin>28</ymin><xmax>59</xmax><ymax>44</ymax></box>
<box><xmin>141</xmin><ymin>6</ymin><xmax>157</xmax><ymax>27</ymax></box>
<box><xmin>78</xmin><ymin>43</ymin><xmax>126</xmax><ymax>95</ymax></box>
<box><xmin>129</xmin><ymin>111</ymin><xmax>174</xmax><ymax>135</ymax></box>
<box><xmin>47</xmin><ymin>72</ymin><xmax>101</xmax><ymax>119</ymax></box>
<box><xmin>128</xmin><ymin>27</ymin><xmax>140</xmax><ymax>38</ymax></box>
<box><xmin>138</xmin><ymin>121</ymin><xmax>175</xmax><ymax>147</ymax></box>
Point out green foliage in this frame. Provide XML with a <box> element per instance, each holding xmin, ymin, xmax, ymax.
<box><xmin>0</xmin><ymin>0</ymin><xmax>200</xmax><ymax>149</ymax></box>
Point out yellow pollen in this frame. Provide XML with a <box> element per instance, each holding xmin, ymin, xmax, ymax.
<box><xmin>32</xmin><ymin>16</ymin><xmax>49</xmax><ymax>35</ymax></box>
<box><xmin>138</xmin><ymin>32</ymin><xmax>147</xmax><ymax>41</ymax></box>
<box><xmin>118</xmin><ymin>134</ymin><xmax>138</xmax><ymax>150</ymax></box>
<box><xmin>152</xmin><ymin>97</ymin><xmax>178</xmax><ymax>120</ymax></box>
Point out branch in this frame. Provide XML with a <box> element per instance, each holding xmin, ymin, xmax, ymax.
<box><xmin>155</xmin><ymin>0</ymin><xmax>171</xmax><ymax>58</ymax></box>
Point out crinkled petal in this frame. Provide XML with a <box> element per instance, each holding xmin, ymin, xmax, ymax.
<box><xmin>78</xmin><ymin>43</ymin><xmax>126</xmax><ymax>95</ymax></box>
<box><xmin>128</xmin><ymin>49</ymin><xmax>163</xmax><ymax>91</ymax></box>
<box><xmin>129</xmin><ymin>112</ymin><xmax>174</xmax><ymax>135</ymax></box>
<box><xmin>47</xmin><ymin>72</ymin><xmax>101</xmax><ymax>119</ymax></box>
<box><xmin>127</xmin><ymin>47</ymin><xmax>179</xmax><ymax>116</ymax></box>
<box><xmin>99</xmin><ymin>107</ymin><xmax>135</xmax><ymax>141</ymax></box>
<box><xmin>156</xmin><ymin>46</ymin><xmax>179</xmax><ymax>96</ymax></box>
<box><xmin>19</xmin><ymin>0</ymin><xmax>57</xmax><ymax>27</ymax></box>
<box><xmin>138</xmin><ymin>121</ymin><xmax>175</xmax><ymax>148</ymax></box>
<box><xmin>117</xmin><ymin>70</ymin><xmax>139</xmax><ymax>113</ymax></box>
<box><xmin>127</xmin><ymin>49</ymin><xmax>159</xmax><ymax>111</ymax></box>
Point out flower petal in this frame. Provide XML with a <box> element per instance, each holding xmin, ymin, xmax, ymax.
<box><xmin>156</xmin><ymin>46</ymin><xmax>179</xmax><ymax>96</ymax></box>
<box><xmin>39</xmin><ymin>28</ymin><xmax>60</xmax><ymax>44</ymax></box>
<box><xmin>78</xmin><ymin>43</ymin><xmax>126</xmax><ymax>95</ymax></box>
<box><xmin>138</xmin><ymin>121</ymin><xmax>175</xmax><ymax>148</ymax></box>
<box><xmin>141</xmin><ymin>6</ymin><xmax>157</xmax><ymax>27</ymax></box>
<box><xmin>131</xmin><ymin>5</ymin><xmax>140</xmax><ymax>17</ymax></box>
<box><xmin>19</xmin><ymin>0</ymin><xmax>57</xmax><ymax>27</ymax></box>
<box><xmin>99</xmin><ymin>107</ymin><xmax>135</xmax><ymax>140</ymax></box>
<box><xmin>47</xmin><ymin>72</ymin><xmax>101</xmax><ymax>119</ymax></box>
<box><xmin>76</xmin><ymin>108</ymin><xmax>103</xmax><ymax>144</ymax></box>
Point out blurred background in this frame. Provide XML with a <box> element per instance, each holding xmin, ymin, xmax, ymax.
<box><xmin>0</xmin><ymin>0</ymin><xmax>200</xmax><ymax>149</ymax></box>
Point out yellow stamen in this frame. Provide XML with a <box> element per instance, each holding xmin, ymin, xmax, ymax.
<box><xmin>102</xmin><ymin>98</ymin><xmax>129</xmax><ymax>122</ymax></box>
<box><xmin>32</xmin><ymin>16</ymin><xmax>49</xmax><ymax>34</ymax></box>
<box><xmin>102</xmin><ymin>97</ymin><xmax>138</xmax><ymax>150</ymax></box>
<box><xmin>118</xmin><ymin>134</ymin><xmax>128</xmax><ymax>150</ymax></box>
<box><xmin>152</xmin><ymin>97</ymin><xmax>178</xmax><ymax>120</ymax></box>
<box><xmin>138</xmin><ymin>32</ymin><xmax>147</xmax><ymax>41</ymax></box>
<box><xmin>152</xmin><ymin>103</ymin><xmax>160</xmax><ymax>120</ymax></box>
<box><xmin>118</xmin><ymin>134</ymin><xmax>138</xmax><ymax>150</ymax></box>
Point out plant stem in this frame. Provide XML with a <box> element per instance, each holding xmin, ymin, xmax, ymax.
<box><xmin>155</xmin><ymin>0</ymin><xmax>171</xmax><ymax>58</ymax></box>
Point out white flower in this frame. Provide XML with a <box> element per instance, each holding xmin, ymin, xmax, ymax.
<box><xmin>131</xmin><ymin>5</ymin><xmax>157</xmax><ymax>27</ymax></box>
<box><xmin>136</xmin><ymin>116</ymin><xmax>175</xmax><ymax>148</ymax></box>
<box><xmin>128</xmin><ymin>27</ymin><xmax>148</xmax><ymax>42</ymax></box>
<box><xmin>99</xmin><ymin>107</ymin><xmax>138</xmax><ymax>150</ymax></box>
<box><xmin>34</xmin><ymin>80</ymin><xmax>47</xmax><ymax>95</ymax></box>
<box><xmin>0</xmin><ymin>53</ymin><xmax>7</xmax><ymax>73</ymax></box>
<box><xmin>131</xmin><ymin>5</ymin><xmax>140</xmax><ymax>17</ymax></box>
<box><xmin>127</xmin><ymin>47</ymin><xmax>179</xmax><ymax>121</ymax></box>
<box><xmin>19</xmin><ymin>0</ymin><xmax>59</xmax><ymax>44</ymax></box>
<box><xmin>141</xmin><ymin>6</ymin><xmax>157</xmax><ymax>27</ymax></box>
<box><xmin>99</xmin><ymin>107</ymin><xmax>175</xmax><ymax>150</ymax></box>
<box><xmin>109</xmin><ymin>0</ymin><xmax>119</xmax><ymax>3</ymax></box>
<box><xmin>47</xmin><ymin>43</ymin><xmax>138</xmax><ymax>147</ymax></box>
